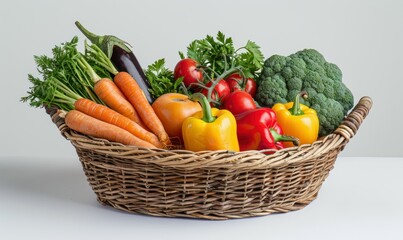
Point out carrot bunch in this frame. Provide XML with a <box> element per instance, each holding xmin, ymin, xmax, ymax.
<box><xmin>85</xmin><ymin>42</ymin><xmax>171</xmax><ymax>147</ymax></box>
<box><xmin>22</xmin><ymin>36</ymin><xmax>171</xmax><ymax>149</ymax></box>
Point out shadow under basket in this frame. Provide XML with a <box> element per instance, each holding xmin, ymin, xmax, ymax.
<box><xmin>47</xmin><ymin>96</ymin><xmax>372</xmax><ymax>220</ymax></box>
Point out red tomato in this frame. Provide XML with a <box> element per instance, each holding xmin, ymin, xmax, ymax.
<box><xmin>225</xmin><ymin>73</ymin><xmax>257</xmax><ymax>98</ymax></box>
<box><xmin>152</xmin><ymin>93</ymin><xmax>202</xmax><ymax>141</ymax></box>
<box><xmin>222</xmin><ymin>90</ymin><xmax>257</xmax><ymax>115</ymax></box>
<box><xmin>201</xmin><ymin>79</ymin><xmax>231</xmax><ymax>105</ymax></box>
<box><xmin>173</xmin><ymin>58</ymin><xmax>203</xmax><ymax>88</ymax></box>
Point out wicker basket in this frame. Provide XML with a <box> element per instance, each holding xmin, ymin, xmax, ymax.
<box><xmin>47</xmin><ymin>96</ymin><xmax>372</xmax><ymax>220</ymax></box>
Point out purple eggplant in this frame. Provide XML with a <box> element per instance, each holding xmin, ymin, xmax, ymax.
<box><xmin>75</xmin><ymin>21</ymin><xmax>154</xmax><ymax>103</ymax></box>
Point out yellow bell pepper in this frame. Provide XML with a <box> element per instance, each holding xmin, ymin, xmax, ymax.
<box><xmin>272</xmin><ymin>92</ymin><xmax>319</xmax><ymax>147</ymax></box>
<box><xmin>182</xmin><ymin>93</ymin><xmax>240</xmax><ymax>152</ymax></box>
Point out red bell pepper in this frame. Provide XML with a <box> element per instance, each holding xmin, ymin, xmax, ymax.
<box><xmin>235</xmin><ymin>108</ymin><xmax>299</xmax><ymax>153</ymax></box>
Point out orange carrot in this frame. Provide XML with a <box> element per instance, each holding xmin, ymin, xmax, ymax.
<box><xmin>114</xmin><ymin>72</ymin><xmax>171</xmax><ymax>146</ymax></box>
<box><xmin>65</xmin><ymin>110</ymin><xmax>156</xmax><ymax>148</ymax></box>
<box><xmin>74</xmin><ymin>98</ymin><xmax>164</xmax><ymax>148</ymax></box>
<box><xmin>76</xmin><ymin>55</ymin><xmax>148</xmax><ymax>130</ymax></box>
<box><xmin>93</xmin><ymin>78</ymin><xmax>147</xmax><ymax>129</ymax></box>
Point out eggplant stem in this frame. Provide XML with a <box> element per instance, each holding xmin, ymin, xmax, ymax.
<box><xmin>75</xmin><ymin>21</ymin><xmax>132</xmax><ymax>58</ymax></box>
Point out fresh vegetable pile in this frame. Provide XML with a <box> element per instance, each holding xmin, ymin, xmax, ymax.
<box><xmin>22</xmin><ymin>21</ymin><xmax>354</xmax><ymax>154</ymax></box>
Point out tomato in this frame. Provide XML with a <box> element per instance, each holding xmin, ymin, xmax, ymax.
<box><xmin>173</xmin><ymin>58</ymin><xmax>203</xmax><ymax>88</ymax></box>
<box><xmin>200</xmin><ymin>79</ymin><xmax>231</xmax><ymax>106</ymax></box>
<box><xmin>152</xmin><ymin>93</ymin><xmax>202</xmax><ymax>141</ymax></box>
<box><xmin>225</xmin><ymin>73</ymin><xmax>257</xmax><ymax>98</ymax></box>
<box><xmin>222</xmin><ymin>90</ymin><xmax>257</xmax><ymax>115</ymax></box>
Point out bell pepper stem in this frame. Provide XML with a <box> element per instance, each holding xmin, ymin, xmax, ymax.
<box><xmin>190</xmin><ymin>93</ymin><xmax>216</xmax><ymax>123</ymax></box>
<box><xmin>269</xmin><ymin>129</ymin><xmax>300</xmax><ymax>146</ymax></box>
<box><xmin>289</xmin><ymin>91</ymin><xmax>308</xmax><ymax>116</ymax></box>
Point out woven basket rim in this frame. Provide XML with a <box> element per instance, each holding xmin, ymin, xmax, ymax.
<box><xmin>47</xmin><ymin>96</ymin><xmax>372</xmax><ymax>170</ymax></box>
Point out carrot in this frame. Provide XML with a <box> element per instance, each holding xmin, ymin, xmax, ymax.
<box><xmin>74</xmin><ymin>98</ymin><xmax>164</xmax><ymax>148</ymax></box>
<box><xmin>114</xmin><ymin>72</ymin><xmax>171</xmax><ymax>146</ymax></box>
<box><xmin>65</xmin><ymin>110</ymin><xmax>156</xmax><ymax>148</ymax></box>
<box><xmin>93</xmin><ymin>78</ymin><xmax>147</xmax><ymax>129</ymax></box>
<box><xmin>76</xmin><ymin>54</ymin><xmax>148</xmax><ymax>130</ymax></box>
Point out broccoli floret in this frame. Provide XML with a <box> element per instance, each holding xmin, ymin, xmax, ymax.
<box><xmin>255</xmin><ymin>74</ymin><xmax>288</xmax><ymax>106</ymax></box>
<box><xmin>333</xmin><ymin>80</ymin><xmax>354</xmax><ymax>113</ymax></box>
<box><xmin>256</xmin><ymin>48</ymin><xmax>354</xmax><ymax>136</ymax></box>
<box><xmin>310</xmin><ymin>94</ymin><xmax>345</xmax><ymax>136</ymax></box>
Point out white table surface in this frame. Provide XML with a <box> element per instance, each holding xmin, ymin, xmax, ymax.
<box><xmin>1</xmin><ymin>156</ymin><xmax>402</xmax><ymax>240</ymax></box>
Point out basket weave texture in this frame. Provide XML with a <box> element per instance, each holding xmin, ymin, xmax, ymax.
<box><xmin>47</xmin><ymin>96</ymin><xmax>372</xmax><ymax>220</ymax></box>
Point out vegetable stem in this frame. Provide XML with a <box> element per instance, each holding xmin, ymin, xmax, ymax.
<box><xmin>190</xmin><ymin>93</ymin><xmax>216</xmax><ymax>123</ymax></box>
<box><xmin>84</xmin><ymin>41</ymin><xmax>118</xmax><ymax>75</ymax></box>
<box><xmin>289</xmin><ymin>91</ymin><xmax>308</xmax><ymax>116</ymax></box>
<box><xmin>205</xmin><ymin>67</ymin><xmax>239</xmax><ymax>104</ymax></box>
<box><xmin>75</xmin><ymin>21</ymin><xmax>132</xmax><ymax>58</ymax></box>
<box><xmin>75</xmin><ymin>21</ymin><xmax>104</xmax><ymax>50</ymax></box>
<box><xmin>269</xmin><ymin>128</ymin><xmax>300</xmax><ymax>146</ymax></box>
<box><xmin>76</xmin><ymin>54</ymin><xmax>102</xmax><ymax>83</ymax></box>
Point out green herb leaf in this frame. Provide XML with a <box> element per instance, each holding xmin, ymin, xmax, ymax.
<box><xmin>244</xmin><ymin>40</ymin><xmax>264</xmax><ymax>69</ymax></box>
<box><xmin>145</xmin><ymin>58</ymin><xmax>183</xmax><ymax>99</ymax></box>
<box><xmin>181</xmin><ymin>31</ymin><xmax>264</xmax><ymax>80</ymax></box>
<box><xmin>21</xmin><ymin>36</ymin><xmax>104</xmax><ymax>111</ymax></box>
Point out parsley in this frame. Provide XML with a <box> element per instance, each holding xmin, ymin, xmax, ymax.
<box><xmin>145</xmin><ymin>59</ymin><xmax>184</xmax><ymax>99</ymax></box>
<box><xmin>179</xmin><ymin>31</ymin><xmax>264</xmax><ymax>80</ymax></box>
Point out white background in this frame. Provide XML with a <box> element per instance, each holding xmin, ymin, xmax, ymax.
<box><xmin>1</xmin><ymin>0</ymin><xmax>402</xmax><ymax>158</ymax></box>
<box><xmin>1</xmin><ymin>2</ymin><xmax>403</xmax><ymax>239</ymax></box>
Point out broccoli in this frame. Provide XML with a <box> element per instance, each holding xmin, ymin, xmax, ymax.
<box><xmin>256</xmin><ymin>49</ymin><xmax>354</xmax><ymax>136</ymax></box>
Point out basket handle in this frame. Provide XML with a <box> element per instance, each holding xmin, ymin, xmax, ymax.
<box><xmin>333</xmin><ymin>96</ymin><xmax>373</xmax><ymax>140</ymax></box>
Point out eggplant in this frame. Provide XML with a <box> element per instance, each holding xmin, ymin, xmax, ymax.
<box><xmin>75</xmin><ymin>21</ymin><xmax>154</xmax><ymax>103</ymax></box>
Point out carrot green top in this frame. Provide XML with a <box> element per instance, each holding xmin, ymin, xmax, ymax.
<box><xmin>21</xmin><ymin>36</ymin><xmax>118</xmax><ymax>111</ymax></box>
